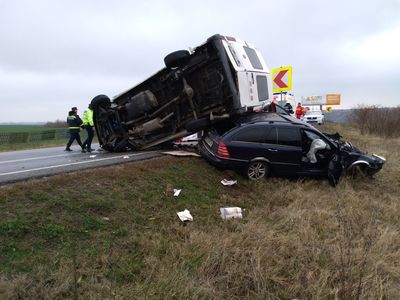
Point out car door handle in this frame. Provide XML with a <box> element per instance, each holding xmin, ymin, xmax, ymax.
<box><xmin>267</xmin><ymin>148</ymin><xmax>278</xmax><ymax>152</ymax></box>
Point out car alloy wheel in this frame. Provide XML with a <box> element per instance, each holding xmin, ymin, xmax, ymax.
<box><xmin>246</xmin><ymin>161</ymin><xmax>269</xmax><ymax>180</ymax></box>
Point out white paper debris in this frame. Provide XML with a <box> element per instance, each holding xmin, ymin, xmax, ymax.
<box><xmin>220</xmin><ymin>207</ymin><xmax>243</xmax><ymax>221</ymax></box>
<box><xmin>89</xmin><ymin>155</ymin><xmax>97</xmax><ymax>158</ymax></box>
<box><xmin>102</xmin><ymin>217</ymin><xmax>110</xmax><ymax>221</ymax></box>
<box><xmin>177</xmin><ymin>209</ymin><xmax>193</xmax><ymax>222</ymax></box>
<box><xmin>162</xmin><ymin>151</ymin><xmax>200</xmax><ymax>157</ymax></box>
<box><xmin>221</xmin><ymin>179</ymin><xmax>237</xmax><ymax>186</ymax></box>
<box><xmin>173</xmin><ymin>189</ymin><xmax>182</xmax><ymax>197</ymax></box>
<box><xmin>123</xmin><ymin>155</ymin><xmax>130</xmax><ymax>159</ymax></box>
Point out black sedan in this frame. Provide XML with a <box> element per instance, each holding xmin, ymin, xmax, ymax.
<box><xmin>199</xmin><ymin>112</ymin><xmax>385</xmax><ymax>186</ymax></box>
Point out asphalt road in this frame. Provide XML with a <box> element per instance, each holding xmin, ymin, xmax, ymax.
<box><xmin>0</xmin><ymin>144</ymin><xmax>161</xmax><ymax>185</ymax></box>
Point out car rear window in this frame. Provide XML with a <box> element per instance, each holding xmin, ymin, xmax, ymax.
<box><xmin>277</xmin><ymin>127</ymin><xmax>301</xmax><ymax>146</ymax></box>
<box><xmin>232</xmin><ymin>126</ymin><xmax>267</xmax><ymax>143</ymax></box>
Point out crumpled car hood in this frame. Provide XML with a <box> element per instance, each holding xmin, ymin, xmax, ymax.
<box><xmin>324</xmin><ymin>132</ymin><xmax>386</xmax><ymax>176</ymax></box>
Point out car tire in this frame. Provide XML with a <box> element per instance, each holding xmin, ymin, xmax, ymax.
<box><xmin>347</xmin><ymin>164</ymin><xmax>369</xmax><ymax>178</ymax></box>
<box><xmin>164</xmin><ymin>50</ymin><xmax>190</xmax><ymax>68</ymax></box>
<box><xmin>245</xmin><ymin>161</ymin><xmax>270</xmax><ymax>180</ymax></box>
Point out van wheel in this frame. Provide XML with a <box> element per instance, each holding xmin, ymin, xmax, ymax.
<box><xmin>245</xmin><ymin>161</ymin><xmax>270</xmax><ymax>180</ymax></box>
<box><xmin>164</xmin><ymin>50</ymin><xmax>190</xmax><ymax>68</ymax></box>
<box><xmin>91</xmin><ymin>94</ymin><xmax>111</xmax><ymax>108</ymax></box>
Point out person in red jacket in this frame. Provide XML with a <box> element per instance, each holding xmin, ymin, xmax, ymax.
<box><xmin>295</xmin><ymin>102</ymin><xmax>304</xmax><ymax>119</ymax></box>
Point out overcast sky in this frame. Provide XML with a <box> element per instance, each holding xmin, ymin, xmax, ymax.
<box><xmin>1</xmin><ymin>0</ymin><xmax>399</xmax><ymax>122</ymax></box>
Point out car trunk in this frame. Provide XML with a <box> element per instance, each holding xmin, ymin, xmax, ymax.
<box><xmin>202</xmin><ymin>119</ymin><xmax>237</xmax><ymax>154</ymax></box>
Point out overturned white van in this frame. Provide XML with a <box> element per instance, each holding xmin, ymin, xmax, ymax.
<box><xmin>91</xmin><ymin>34</ymin><xmax>273</xmax><ymax>151</ymax></box>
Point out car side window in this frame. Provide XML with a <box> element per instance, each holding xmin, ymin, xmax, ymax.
<box><xmin>303</xmin><ymin>129</ymin><xmax>332</xmax><ymax>150</ymax></box>
<box><xmin>304</xmin><ymin>130</ymin><xmax>320</xmax><ymax>140</ymax></box>
<box><xmin>277</xmin><ymin>127</ymin><xmax>301</xmax><ymax>147</ymax></box>
<box><xmin>232</xmin><ymin>126</ymin><xmax>268</xmax><ymax>143</ymax></box>
<box><xmin>265</xmin><ymin>127</ymin><xmax>277</xmax><ymax>144</ymax></box>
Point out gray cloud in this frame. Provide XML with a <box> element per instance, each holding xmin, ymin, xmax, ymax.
<box><xmin>1</xmin><ymin>0</ymin><xmax>399</xmax><ymax>122</ymax></box>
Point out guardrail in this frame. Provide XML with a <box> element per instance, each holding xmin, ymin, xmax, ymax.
<box><xmin>0</xmin><ymin>129</ymin><xmax>89</xmax><ymax>145</ymax></box>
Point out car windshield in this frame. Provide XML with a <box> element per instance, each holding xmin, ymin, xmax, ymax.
<box><xmin>305</xmin><ymin>111</ymin><xmax>322</xmax><ymax>115</ymax></box>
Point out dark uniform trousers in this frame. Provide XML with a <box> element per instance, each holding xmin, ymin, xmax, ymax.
<box><xmin>66</xmin><ymin>129</ymin><xmax>83</xmax><ymax>149</ymax></box>
<box><xmin>83</xmin><ymin>125</ymin><xmax>94</xmax><ymax>150</ymax></box>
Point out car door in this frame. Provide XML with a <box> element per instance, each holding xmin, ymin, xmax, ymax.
<box><xmin>301</xmin><ymin>129</ymin><xmax>336</xmax><ymax>171</ymax></box>
<box><xmin>327</xmin><ymin>153</ymin><xmax>343</xmax><ymax>186</ymax></box>
<box><xmin>273</xmin><ymin>126</ymin><xmax>303</xmax><ymax>174</ymax></box>
<box><xmin>227</xmin><ymin>125</ymin><xmax>271</xmax><ymax>161</ymax></box>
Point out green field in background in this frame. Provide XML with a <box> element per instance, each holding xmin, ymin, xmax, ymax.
<box><xmin>0</xmin><ymin>125</ymin><xmax>91</xmax><ymax>151</ymax></box>
<box><xmin>0</xmin><ymin>125</ymin><xmax>55</xmax><ymax>133</ymax></box>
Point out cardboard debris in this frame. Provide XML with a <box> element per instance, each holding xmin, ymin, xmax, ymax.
<box><xmin>220</xmin><ymin>207</ymin><xmax>243</xmax><ymax>221</ymax></box>
<box><xmin>173</xmin><ymin>189</ymin><xmax>182</xmax><ymax>197</ymax></box>
<box><xmin>221</xmin><ymin>179</ymin><xmax>237</xmax><ymax>186</ymax></box>
<box><xmin>162</xmin><ymin>150</ymin><xmax>200</xmax><ymax>157</ymax></box>
<box><xmin>177</xmin><ymin>209</ymin><xmax>193</xmax><ymax>222</ymax></box>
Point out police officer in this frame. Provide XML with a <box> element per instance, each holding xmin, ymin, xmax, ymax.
<box><xmin>82</xmin><ymin>104</ymin><xmax>95</xmax><ymax>152</ymax></box>
<box><xmin>65</xmin><ymin>110</ymin><xmax>86</xmax><ymax>152</ymax></box>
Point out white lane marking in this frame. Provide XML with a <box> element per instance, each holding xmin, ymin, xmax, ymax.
<box><xmin>0</xmin><ymin>152</ymin><xmax>157</xmax><ymax>177</ymax></box>
<box><xmin>0</xmin><ymin>153</ymin><xmax>82</xmax><ymax>164</ymax></box>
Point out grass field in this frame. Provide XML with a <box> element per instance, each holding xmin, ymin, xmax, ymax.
<box><xmin>0</xmin><ymin>123</ymin><xmax>399</xmax><ymax>299</ymax></box>
<box><xmin>0</xmin><ymin>125</ymin><xmax>90</xmax><ymax>152</ymax></box>
<box><xmin>0</xmin><ymin>125</ymin><xmax>51</xmax><ymax>132</ymax></box>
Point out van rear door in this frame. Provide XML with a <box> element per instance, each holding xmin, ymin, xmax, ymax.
<box><xmin>222</xmin><ymin>38</ymin><xmax>272</xmax><ymax>109</ymax></box>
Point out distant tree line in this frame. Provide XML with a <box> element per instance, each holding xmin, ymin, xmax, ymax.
<box><xmin>44</xmin><ymin>119</ymin><xmax>67</xmax><ymax>128</ymax></box>
<box><xmin>352</xmin><ymin>105</ymin><xmax>400</xmax><ymax>137</ymax></box>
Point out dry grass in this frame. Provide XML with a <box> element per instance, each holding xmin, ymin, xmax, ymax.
<box><xmin>0</xmin><ymin>123</ymin><xmax>399</xmax><ymax>299</ymax></box>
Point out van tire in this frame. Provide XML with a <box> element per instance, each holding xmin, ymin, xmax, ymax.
<box><xmin>185</xmin><ymin>117</ymin><xmax>210</xmax><ymax>133</ymax></box>
<box><xmin>91</xmin><ymin>94</ymin><xmax>111</xmax><ymax>108</ymax></box>
<box><xmin>164</xmin><ymin>50</ymin><xmax>190</xmax><ymax>68</ymax></box>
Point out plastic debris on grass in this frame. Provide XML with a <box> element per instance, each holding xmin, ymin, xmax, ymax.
<box><xmin>220</xmin><ymin>207</ymin><xmax>243</xmax><ymax>221</ymax></box>
<box><xmin>221</xmin><ymin>179</ymin><xmax>237</xmax><ymax>186</ymax></box>
<box><xmin>177</xmin><ymin>209</ymin><xmax>193</xmax><ymax>222</ymax></box>
<box><xmin>173</xmin><ymin>189</ymin><xmax>182</xmax><ymax>197</ymax></box>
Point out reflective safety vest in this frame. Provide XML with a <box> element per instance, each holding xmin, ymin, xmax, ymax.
<box><xmin>82</xmin><ymin>109</ymin><xmax>94</xmax><ymax>126</ymax></box>
<box><xmin>295</xmin><ymin>106</ymin><xmax>304</xmax><ymax>117</ymax></box>
<box><xmin>67</xmin><ymin>115</ymin><xmax>83</xmax><ymax>130</ymax></box>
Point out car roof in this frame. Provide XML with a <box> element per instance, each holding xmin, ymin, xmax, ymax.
<box><xmin>237</xmin><ymin>112</ymin><xmax>305</xmax><ymax>126</ymax></box>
